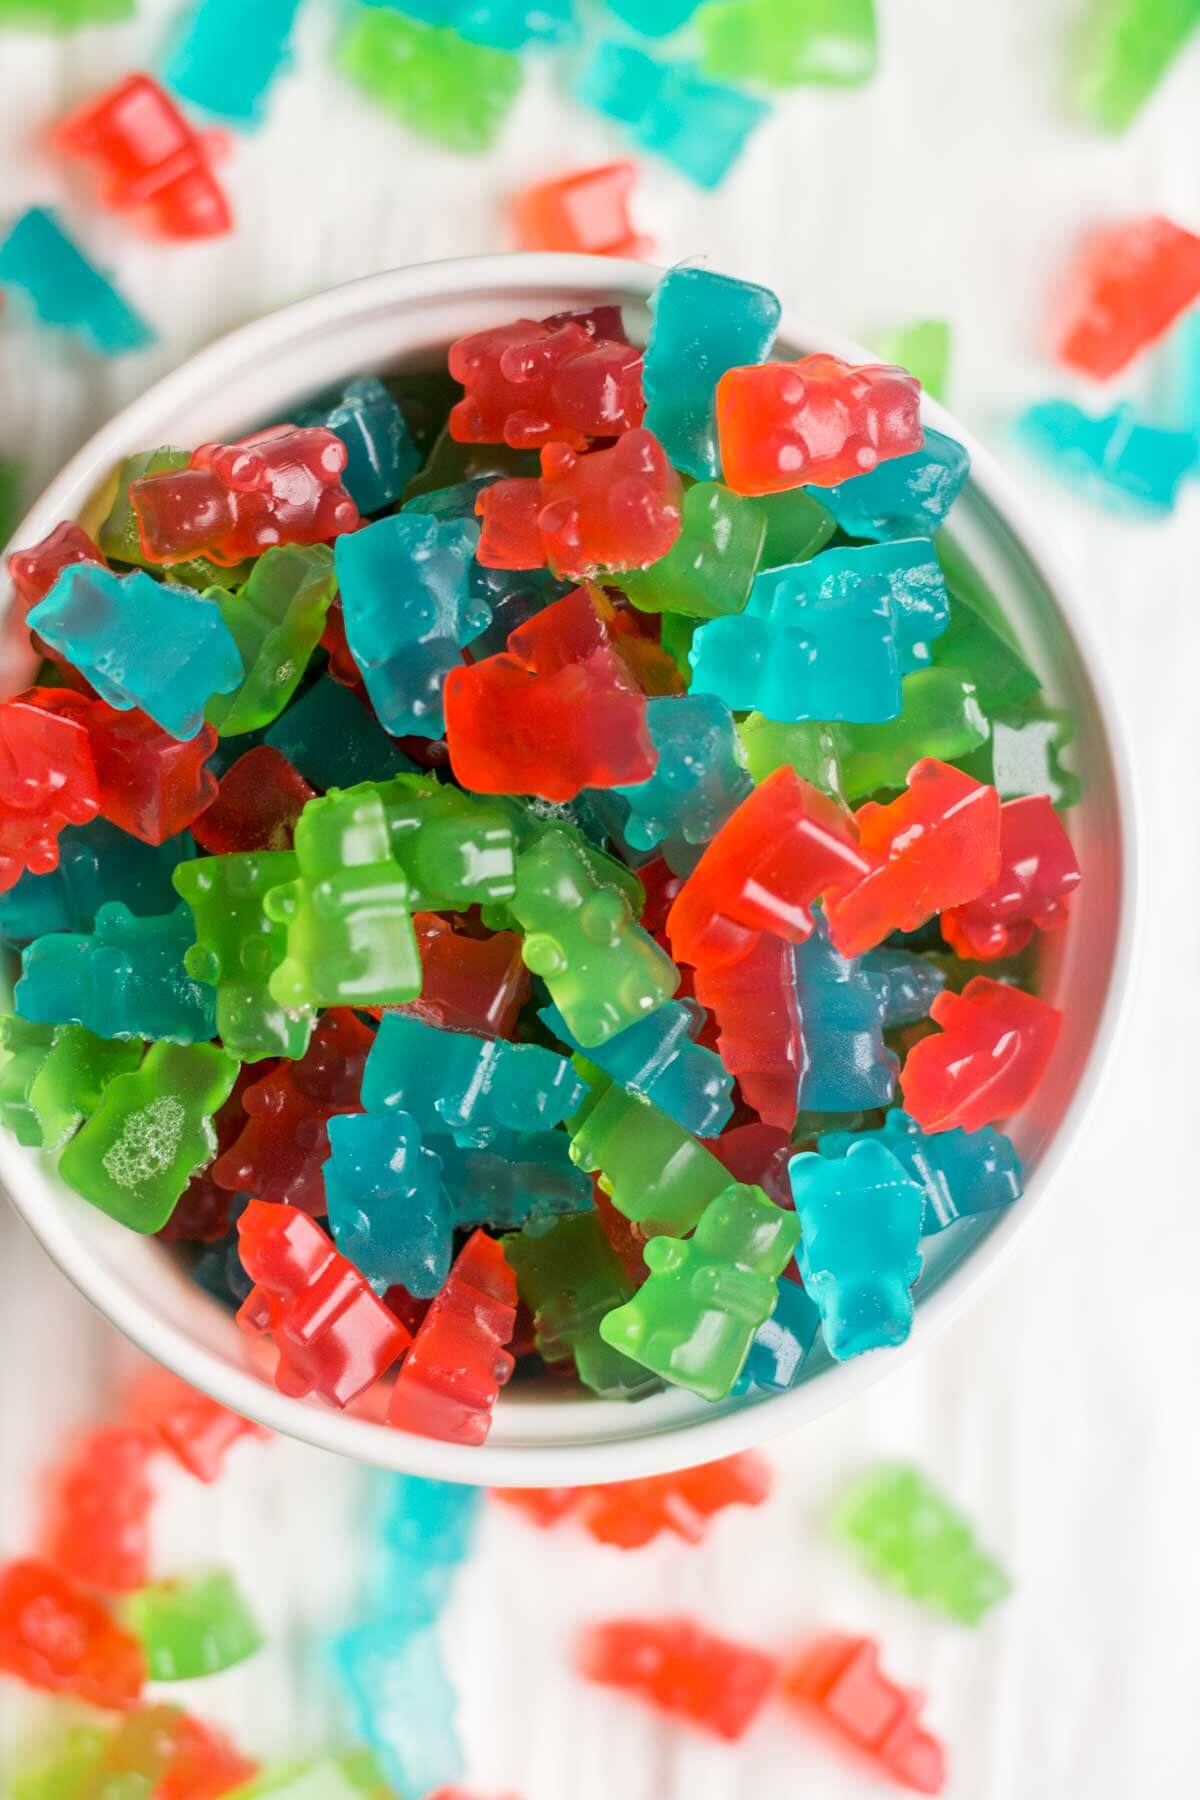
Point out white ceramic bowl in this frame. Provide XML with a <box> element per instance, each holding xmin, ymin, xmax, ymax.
<box><xmin>0</xmin><ymin>254</ymin><xmax>1133</xmax><ymax>1486</ymax></box>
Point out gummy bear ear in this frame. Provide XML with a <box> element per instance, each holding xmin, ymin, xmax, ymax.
<box><xmin>214</xmin><ymin>444</ymin><xmax>266</xmax><ymax>491</ymax></box>
<box><xmin>520</xmin><ymin>932</ymin><xmax>567</xmax><ymax>980</ymax></box>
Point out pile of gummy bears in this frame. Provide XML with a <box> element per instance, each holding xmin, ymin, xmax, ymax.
<box><xmin>0</xmin><ymin>264</ymin><xmax>1082</xmax><ymax>1445</ymax></box>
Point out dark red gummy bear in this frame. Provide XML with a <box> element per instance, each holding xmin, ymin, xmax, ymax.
<box><xmin>448</xmin><ymin>313</ymin><xmax>644</xmax><ymax>450</ymax></box>
<box><xmin>126</xmin><ymin>1367</ymin><xmax>270</xmax><ymax>1482</ymax></box>
<box><xmin>191</xmin><ymin>745</ymin><xmax>316</xmax><ymax>854</ymax></box>
<box><xmin>237</xmin><ymin>1202</ymin><xmax>411</xmax><ymax>1409</ymax></box>
<box><xmin>0</xmin><ymin>1557</ymin><xmax>145</xmax><ymax>1709</ymax></box>
<box><xmin>578</xmin><ymin>1617</ymin><xmax>779</xmax><ymax>1740</ymax></box>
<box><xmin>396</xmin><ymin>911</ymin><xmax>530</xmax><ymax>1038</ymax></box>
<box><xmin>475</xmin><ymin>430</ymin><xmax>683</xmax><ymax>579</ymax></box>
<box><xmin>8</xmin><ymin>520</ymin><xmax>105</xmax><ymax>610</ymax></box>
<box><xmin>0</xmin><ymin>694</ymin><xmax>100</xmax><ymax>892</ymax></box>
<box><xmin>782</xmin><ymin>1634</ymin><xmax>946</xmax><ymax>1794</ymax></box>
<box><xmin>939</xmin><ymin>793</ymin><xmax>1081</xmax><ymax>962</ymax></box>
<box><xmin>387</xmin><ymin>1229</ymin><xmax>517</xmax><ymax>1445</ymax></box>
<box><xmin>900</xmin><ymin>975</ymin><xmax>1062</xmax><ymax>1134</ymax></box>
<box><xmin>705</xmin><ymin>1119</ymin><xmax>795</xmax><ymax>1207</ymax></box>
<box><xmin>54</xmin><ymin>72</ymin><xmax>232</xmax><ymax>239</ymax></box>
<box><xmin>130</xmin><ymin>426</ymin><xmax>359</xmax><ymax>568</ymax></box>
<box><xmin>444</xmin><ymin>585</ymin><xmax>656</xmax><ymax>801</ymax></box>
<box><xmin>40</xmin><ymin>1426</ymin><xmax>156</xmax><ymax>1593</ymax></box>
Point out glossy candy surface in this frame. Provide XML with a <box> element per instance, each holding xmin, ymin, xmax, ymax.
<box><xmin>540</xmin><ymin>996</ymin><xmax>733</xmax><ymax>1136</ymax></box>
<box><xmin>448</xmin><ymin>313</ymin><xmax>644</xmax><ymax>449</ymax></box>
<box><xmin>297</xmin><ymin>376</ymin><xmax>420</xmax><ymax>514</ymax></box>
<box><xmin>790</xmin><ymin>1140</ymin><xmax>925</xmax><ymax>1359</ymax></box>
<box><xmin>0</xmin><ymin>696</ymin><xmax>100</xmax><ymax>893</ymax></box>
<box><xmin>191</xmin><ymin>747</ymin><xmax>314</xmax><ymax>855</ymax></box>
<box><xmin>820</xmin><ymin>1107</ymin><xmax>1022</xmax><ymax>1233</ymax></box>
<box><xmin>204</xmin><ymin>546</ymin><xmax>337</xmax><ymax>736</ymax></box>
<box><xmin>618</xmin><ymin>480</ymin><xmax>766</xmax><ymax>619</ymax></box>
<box><xmin>54</xmin><ymin>73</ymin><xmax>231</xmax><ymax>238</ymax></box>
<box><xmin>362</xmin><ymin>1013</ymin><xmax>584</xmax><ymax>1144</ymax></box>
<box><xmin>717</xmin><ymin>354</ymin><xmax>923</xmax><ymax>494</ymax></box>
<box><xmin>17</xmin><ymin>901</ymin><xmax>216</xmax><ymax>1043</ymax></box>
<box><xmin>386</xmin><ymin>1229</ymin><xmax>517</xmax><ymax>1443</ymax></box>
<box><xmin>506</xmin><ymin>1210</ymin><xmax>658</xmax><ymax>1397</ymax></box>
<box><xmin>900</xmin><ymin>978</ymin><xmax>1062</xmax><ymax>1133</ymax></box>
<box><xmin>616</xmin><ymin>692</ymin><xmax>753</xmax><ymax>857</ymax></box>
<box><xmin>569</xmin><ymin>1083</ymin><xmax>731</xmax><ymax>1235</ymax></box>
<box><xmin>174</xmin><ymin>851</ymin><xmax>313</xmax><ymax>1061</ymax></box>
<box><xmin>325</xmin><ymin>1109</ymin><xmax>451</xmax><ymax>1296</ymax></box>
<box><xmin>940</xmin><ymin>793</ymin><xmax>1081</xmax><ymax>959</ymax></box>
<box><xmin>642</xmin><ymin>268</ymin><xmax>780</xmax><ymax>479</ymax></box>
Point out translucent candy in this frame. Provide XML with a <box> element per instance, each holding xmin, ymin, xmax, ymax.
<box><xmin>698</xmin><ymin>0</ymin><xmax>878</xmax><ymax>87</ymax></box>
<box><xmin>831</xmin><ymin>1462</ymin><xmax>1012</xmax><ymax>1624</ymax></box>
<box><xmin>163</xmin><ymin>0</ymin><xmax>303</xmax><ymax>128</ymax></box>
<box><xmin>642</xmin><ymin>268</ymin><xmax>780</xmax><ymax>479</ymax></box>
<box><xmin>361</xmin><ymin>1013</ymin><xmax>585</xmax><ymax>1145</ymax></box>
<box><xmin>540</xmin><ymin>996</ymin><xmax>733</xmax><ymax>1136</ymax></box>
<box><xmin>574</xmin><ymin>41</ymin><xmax>769</xmax><ymax>189</ymax></box>
<box><xmin>337</xmin><ymin>7</ymin><xmax>523</xmax><ymax>153</ymax></box>
<box><xmin>615</xmin><ymin>693</ymin><xmax>753</xmax><ymax>857</ymax></box>
<box><xmin>818</xmin><ymin>1108</ymin><xmax>1022</xmax><ymax>1233</ymax></box>
<box><xmin>16</xmin><ymin>902</ymin><xmax>217</xmax><ymax>1044</ymax></box>
<box><xmin>0</xmin><ymin>206</ymin><xmax>153</xmax><ymax>356</ymax></box>
<box><xmin>1015</xmin><ymin>398</ymin><xmax>1197</xmax><ymax>514</ymax></box>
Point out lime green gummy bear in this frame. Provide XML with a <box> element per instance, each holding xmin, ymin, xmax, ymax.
<box><xmin>8</xmin><ymin>1723</ymin><xmax>107</xmax><ymax>1800</ymax></box>
<box><xmin>1075</xmin><ymin>0</ymin><xmax>1200</xmax><ymax>132</ymax></box>
<box><xmin>29</xmin><ymin>1022</ymin><xmax>144</xmax><ymax>1151</ymax></box>
<box><xmin>58</xmin><ymin>1040</ymin><xmax>239</xmax><ymax>1232</ymax></box>
<box><xmin>737</xmin><ymin>713</ymin><xmax>845</xmax><ymax>798</ymax></box>
<box><xmin>569</xmin><ymin>1083</ymin><xmax>729</xmax><ymax>1236</ymax></box>
<box><xmin>599</xmin><ymin>1182</ymin><xmax>801</xmax><ymax>1401</ymax></box>
<box><xmin>835</xmin><ymin>669</ymin><xmax>989</xmax><ymax>799</ymax></box>
<box><xmin>698</xmin><ymin>0</ymin><xmax>878</xmax><ymax>88</ymax></box>
<box><xmin>378</xmin><ymin>776</ymin><xmax>517</xmax><ymax>910</ymax></box>
<box><xmin>204</xmin><ymin>545</ymin><xmax>338</xmax><ymax>736</ymax></box>
<box><xmin>174</xmin><ymin>851</ymin><xmax>314</xmax><ymax>1062</ymax></box>
<box><xmin>97</xmin><ymin>447</ymin><xmax>251</xmax><ymax>593</ymax></box>
<box><xmin>0</xmin><ymin>1015</ymin><xmax>56</xmax><ymax>1146</ymax></box>
<box><xmin>124</xmin><ymin>1569</ymin><xmax>263</xmax><ymax>1681</ymax></box>
<box><xmin>505</xmin><ymin>1211</ymin><xmax>660</xmax><ymax>1399</ymax></box>
<box><xmin>830</xmin><ymin>1462</ymin><xmax>1012</xmax><ymax>1624</ymax></box>
<box><xmin>618</xmin><ymin>481</ymin><xmax>766</xmax><ymax>620</ymax></box>
<box><xmin>337</xmin><ymin>7</ymin><xmax>523</xmax><ymax>153</ymax></box>
<box><xmin>227</xmin><ymin>1753</ymin><xmax>396</xmax><ymax>1799</ymax></box>
<box><xmin>877</xmin><ymin>320</ymin><xmax>952</xmax><ymax>404</ymax></box>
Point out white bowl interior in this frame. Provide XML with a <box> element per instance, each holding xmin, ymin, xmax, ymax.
<box><xmin>0</xmin><ymin>255</ymin><xmax>1130</xmax><ymax>1484</ymax></box>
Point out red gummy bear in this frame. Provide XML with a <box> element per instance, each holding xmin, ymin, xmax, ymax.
<box><xmin>130</xmin><ymin>426</ymin><xmax>359</xmax><ymax>569</ymax></box>
<box><xmin>694</xmin><ymin>933</ymin><xmax>801</xmax><ymax>1130</ymax></box>
<box><xmin>705</xmin><ymin>1117</ymin><xmax>796</xmax><ymax>1205</ymax></box>
<box><xmin>8</xmin><ymin>520</ymin><xmax>105</xmax><ymax>610</ymax></box>
<box><xmin>578</xmin><ymin>1617</ymin><xmax>778</xmax><ymax>1740</ymax></box>
<box><xmin>940</xmin><ymin>794</ymin><xmax>1081</xmax><ymax>962</ymax></box>
<box><xmin>191</xmin><ymin>745</ymin><xmax>316</xmax><ymax>854</ymax></box>
<box><xmin>476</xmin><ymin>430</ymin><xmax>683</xmax><ymax>578</ymax></box>
<box><xmin>492</xmin><ymin>1487</ymin><xmax>579</xmax><ymax>1527</ymax></box>
<box><xmin>237</xmin><ymin>1202</ymin><xmax>411</xmax><ymax>1408</ymax></box>
<box><xmin>212</xmin><ymin>1008</ymin><xmax>374</xmax><ymax>1214</ymax></box>
<box><xmin>387</xmin><ymin>1229</ymin><xmax>517</xmax><ymax>1445</ymax></box>
<box><xmin>127</xmin><ymin>1368</ymin><xmax>269</xmax><ymax>1482</ymax></box>
<box><xmin>900</xmin><ymin>976</ymin><xmax>1062</xmax><ymax>1134</ymax></box>
<box><xmin>444</xmin><ymin>586</ymin><xmax>656</xmax><ymax>801</ymax></box>
<box><xmin>320</xmin><ymin>601</ymin><xmax>365</xmax><ymax>692</ymax></box>
<box><xmin>783</xmin><ymin>1634</ymin><xmax>946</xmax><ymax>1794</ymax></box>
<box><xmin>716</xmin><ymin>354</ymin><xmax>924</xmax><ymax>493</ymax></box>
<box><xmin>667</xmin><ymin>767</ymin><xmax>870</xmax><ymax>971</ymax></box>
<box><xmin>0</xmin><ymin>1557</ymin><xmax>144</xmax><ymax>1709</ymax></box>
<box><xmin>0</xmin><ymin>695</ymin><xmax>100</xmax><ymax>892</ymax></box>
<box><xmin>511</xmin><ymin>161</ymin><xmax>651</xmax><ymax>260</ymax></box>
<box><xmin>397</xmin><ymin>911</ymin><xmax>530</xmax><ymax>1038</ymax></box>
<box><xmin>1056</xmin><ymin>215</ymin><xmax>1200</xmax><ymax>379</ymax></box>
<box><xmin>148</xmin><ymin>1710</ymin><xmax>259</xmax><ymax>1800</ymax></box>
<box><xmin>54</xmin><ymin>73</ymin><xmax>231</xmax><ymax>240</ymax></box>
<box><xmin>497</xmin><ymin>1452</ymin><xmax>772</xmax><ymax>1548</ymax></box>
<box><xmin>824</xmin><ymin>760</ymin><xmax>1003</xmax><ymax>959</ymax></box>
<box><xmin>449</xmin><ymin>312</ymin><xmax>644</xmax><ymax>450</ymax></box>
<box><xmin>40</xmin><ymin>1426</ymin><xmax>156</xmax><ymax>1592</ymax></box>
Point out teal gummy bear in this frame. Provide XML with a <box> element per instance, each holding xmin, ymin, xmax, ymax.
<box><xmin>643</xmin><ymin>266</ymin><xmax>780</xmax><ymax>479</ymax></box>
<box><xmin>263</xmin><ymin>677</ymin><xmax>418</xmax><ymax>791</ymax></box>
<box><xmin>793</xmin><ymin>915</ymin><xmax>897</xmax><ymax>1113</ymax></box>
<box><xmin>598</xmin><ymin>1181</ymin><xmax>802</xmax><ymax>1400</ymax></box>
<box><xmin>404</xmin><ymin>482</ymin><xmax>568</xmax><ymax>648</ymax></box>
<box><xmin>1158</xmin><ymin>305</ymin><xmax>1200</xmax><ymax>442</ymax></box>
<box><xmin>789</xmin><ymin>1138</ymin><xmax>925</xmax><ymax>1359</ymax></box>
<box><xmin>762</xmin><ymin>540</ymin><xmax>950</xmax><ymax>671</ymax></box>
<box><xmin>361</xmin><ymin>0</ymin><xmax>575</xmax><ymax>50</ymax></box>
<box><xmin>336</xmin><ymin>513</ymin><xmax>486</xmax><ymax>737</ymax></box>
<box><xmin>574</xmin><ymin>41</ymin><xmax>769</xmax><ymax>189</ymax></box>
<box><xmin>28</xmin><ymin>565</ymin><xmax>242</xmax><ymax>741</ymax></box>
<box><xmin>820</xmin><ymin>428</ymin><xmax>970</xmax><ymax>541</ymax></box>
<box><xmin>0</xmin><ymin>207</ymin><xmax>153</xmax><ymax>356</ymax></box>
<box><xmin>362</xmin><ymin>1013</ymin><xmax>584</xmax><ymax>1145</ymax></box>
<box><xmin>605</xmin><ymin>0</ymin><xmax>702</xmax><ymax>34</ymax></box>
<box><xmin>297</xmin><ymin>377</ymin><xmax>420</xmax><ymax>514</ymax></box>
<box><xmin>333</xmin><ymin>1624</ymin><xmax>463</xmax><ymax>1798</ymax></box>
<box><xmin>15</xmin><ymin>902</ymin><xmax>216</xmax><ymax>1043</ymax></box>
<box><xmin>615</xmin><ymin>693</ymin><xmax>752</xmax><ymax>859</ymax></box>
<box><xmin>540</xmin><ymin>998</ymin><xmax>733</xmax><ymax>1138</ymax></box>
<box><xmin>371</xmin><ymin>1473</ymin><xmax>480</xmax><ymax>1628</ymax></box>
<box><xmin>1016</xmin><ymin>399</ymin><xmax>1197</xmax><ymax>515</ymax></box>
<box><xmin>324</xmin><ymin>1109</ymin><xmax>452</xmax><ymax>1296</ymax></box>
<box><xmin>860</xmin><ymin>948</ymin><xmax>947</xmax><ymax>1026</ymax></box>
<box><xmin>162</xmin><ymin>0</ymin><xmax>301</xmax><ymax>127</ymax></box>
<box><xmin>0</xmin><ymin>822</ymin><xmax>194</xmax><ymax>947</ymax></box>
<box><xmin>438</xmin><ymin>1128</ymin><xmax>592</xmax><ymax>1229</ymax></box>
<box><xmin>818</xmin><ymin>1107</ymin><xmax>1022</xmax><ymax>1234</ymax></box>
<box><xmin>734</xmin><ymin>1276</ymin><xmax>822</xmax><ymax>1393</ymax></box>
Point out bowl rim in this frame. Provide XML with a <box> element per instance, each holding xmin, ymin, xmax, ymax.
<box><xmin>0</xmin><ymin>251</ymin><xmax>1139</xmax><ymax>1485</ymax></box>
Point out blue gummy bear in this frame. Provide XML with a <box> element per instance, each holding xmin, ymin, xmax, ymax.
<box><xmin>362</xmin><ymin>1014</ymin><xmax>585</xmax><ymax>1146</ymax></box>
<box><xmin>859</xmin><ymin>948</ymin><xmax>947</xmax><ymax>1027</ymax></box>
<box><xmin>0</xmin><ymin>208</ymin><xmax>154</xmax><ymax>357</ymax></box>
<box><xmin>605</xmin><ymin>0</ymin><xmax>702</xmax><ymax>35</ymax></box>
<box><xmin>370</xmin><ymin>1473</ymin><xmax>481</xmax><ymax>1626</ymax></box>
<box><xmin>404</xmin><ymin>483</ymin><xmax>568</xmax><ymax>650</ymax></box>
<box><xmin>733</xmin><ymin>1277</ymin><xmax>822</xmax><ymax>1394</ymax></box>
<box><xmin>790</xmin><ymin>1139</ymin><xmax>925</xmax><ymax>1360</ymax></box>
<box><xmin>0</xmin><ymin>822</ymin><xmax>195</xmax><ymax>947</ymax></box>
<box><xmin>1158</xmin><ymin>307</ymin><xmax>1200</xmax><ymax>444</ymax></box>
<box><xmin>28</xmin><ymin>565</ymin><xmax>242</xmax><ymax>741</ymax></box>
<box><xmin>642</xmin><ymin>266</ymin><xmax>780</xmax><ymax>479</ymax></box>
<box><xmin>793</xmin><ymin>916</ymin><xmax>897</xmax><ymax>1113</ymax></box>
<box><xmin>1015</xmin><ymin>399</ymin><xmax>1197</xmax><ymax>515</ymax></box>
<box><xmin>437</xmin><ymin>1129</ymin><xmax>593</xmax><ymax>1229</ymax></box>
<box><xmin>336</xmin><ymin>513</ymin><xmax>485</xmax><ymax>737</ymax></box>
<box><xmin>162</xmin><ymin>0</ymin><xmax>301</xmax><ymax>127</ymax></box>
<box><xmin>763</xmin><ymin>540</ymin><xmax>949</xmax><ymax>673</ymax></box>
<box><xmin>332</xmin><ymin>1624</ymin><xmax>463</xmax><ymax>1799</ymax></box>
<box><xmin>575</xmin><ymin>42</ymin><xmax>769</xmax><ymax>189</ymax></box>
<box><xmin>324</xmin><ymin>1110</ymin><xmax>453</xmax><ymax>1297</ymax></box>
<box><xmin>539</xmin><ymin>998</ymin><xmax>733</xmax><ymax>1138</ymax></box>
<box><xmin>615</xmin><ymin>692</ymin><xmax>753</xmax><ymax>858</ymax></box>
<box><xmin>361</xmin><ymin>0</ymin><xmax>575</xmax><ymax>49</ymax></box>
<box><xmin>15</xmin><ymin>902</ymin><xmax>216</xmax><ymax>1043</ymax></box>
<box><xmin>818</xmin><ymin>1107</ymin><xmax>1022</xmax><ymax>1235</ymax></box>
<box><xmin>263</xmin><ymin>677</ymin><xmax>418</xmax><ymax>791</ymax></box>
<box><xmin>820</xmin><ymin>427</ymin><xmax>970</xmax><ymax>541</ymax></box>
<box><xmin>297</xmin><ymin>377</ymin><xmax>420</xmax><ymax>515</ymax></box>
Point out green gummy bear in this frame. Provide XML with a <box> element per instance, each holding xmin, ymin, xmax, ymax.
<box><xmin>98</xmin><ymin>448</ymin><xmax>251</xmax><ymax>592</ymax></box>
<box><xmin>757</xmin><ymin>485</ymin><xmax>837</xmax><ymax>570</ymax></box>
<box><xmin>264</xmin><ymin>787</ymin><xmax>420</xmax><ymax>1011</ymax></box>
<box><xmin>618</xmin><ymin>481</ymin><xmax>766</xmax><ymax>619</ymax></box>
<box><xmin>510</xmin><ymin>826</ymin><xmax>677</xmax><ymax>1049</ymax></box>
<box><xmin>738</xmin><ymin>713</ymin><xmax>845</xmax><ymax>798</ymax></box>
<box><xmin>1075</xmin><ymin>0</ymin><xmax>1200</xmax><ymax>131</ymax></box>
<box><xmin>227</xmin><ymin>1753</ymin><xmax>395</xmax><ymax>1799</ymax></box>
<box><xmin>0</xmin><ymin>1015</ymin><xmax>56</xmax><ymax>1146</ymax></box>
<box><xmin>836</xmin><ymin>668</ymin><xmax>989</xmax><ymax>799</ymax></box>
<box><xmin>569</xmin><ymin>1083</ymin><xmax>729</xmax><ymax>1236</ymax></box>
<box><xmin>506</xmin><ymin>1211</ymin><xmax>660</xmax><ymax>1399</ymax></box>
<box><xmin>337</xmin><ymin>8</ymin><xmax>523</xmax><ymax>152</ymax></box>
<box><xmin>379</xmin><ymin>777</ymin><xmax>517</xmax><ymax>909</ymax></box>
<box><xmin>957</xmin><ymin>699</ymin><xmax>1081</xmax><ymax>810</ymax></box>
<box><xmin>30</xmin><ymin>1023</ymin><xmax>144</xmax><ymax>1151</ymax></box>
<box><xmin>8</xmin><ymin>1723</ymin><xmax>107</xmax><ymax>1800</ymax></box>
<box><xmin>830</xmin><ymin>1462</ymin><xmax>1012</xmax><ymax>1624</ymax></box>
<box><xmin>698</xmin><ymin>0</ymin><xmax>878</xmax><ymax>87</ymax></box>
<box><xmin>0</xmin><ymin>0</ymin><xmax>132</xmax><ymax>24</ymax></box>
<box><xmin>877</xmin><ymin>320</ymin><xmax>952</xmax><ymax>403</ymax></box>
<box><xmin>932</xmin><ymin>536</ymin><xmax>1041</xmax><ymax>714</ymax></box>
<box><xmin>124</xmin><ymin>1568</ymin><xmax>263</xmax><ymax>1680</ymax></box>
<box><xmin>599</xmin><ymin>1182</ymin><xmax>801</xmax><ymax>1401</ymax></box>
<box><xmin>174</xmin><ymin>852</ymin><xmax>314</xmax><ymax>1062</ymax></box>
<box><xmin>204</xmin><ymin>545</ymin><xmax>338</xmax><ymax>737</ymax></box>
<box><xmin>58</xmin><ymin>1040</ymin><xmax>239</xmax><ymax>1232</ymax></box>
<box><xmin>660</xmin><ymin>611</ymin><xmax>698</xmax><ymax>681</ymax></box>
